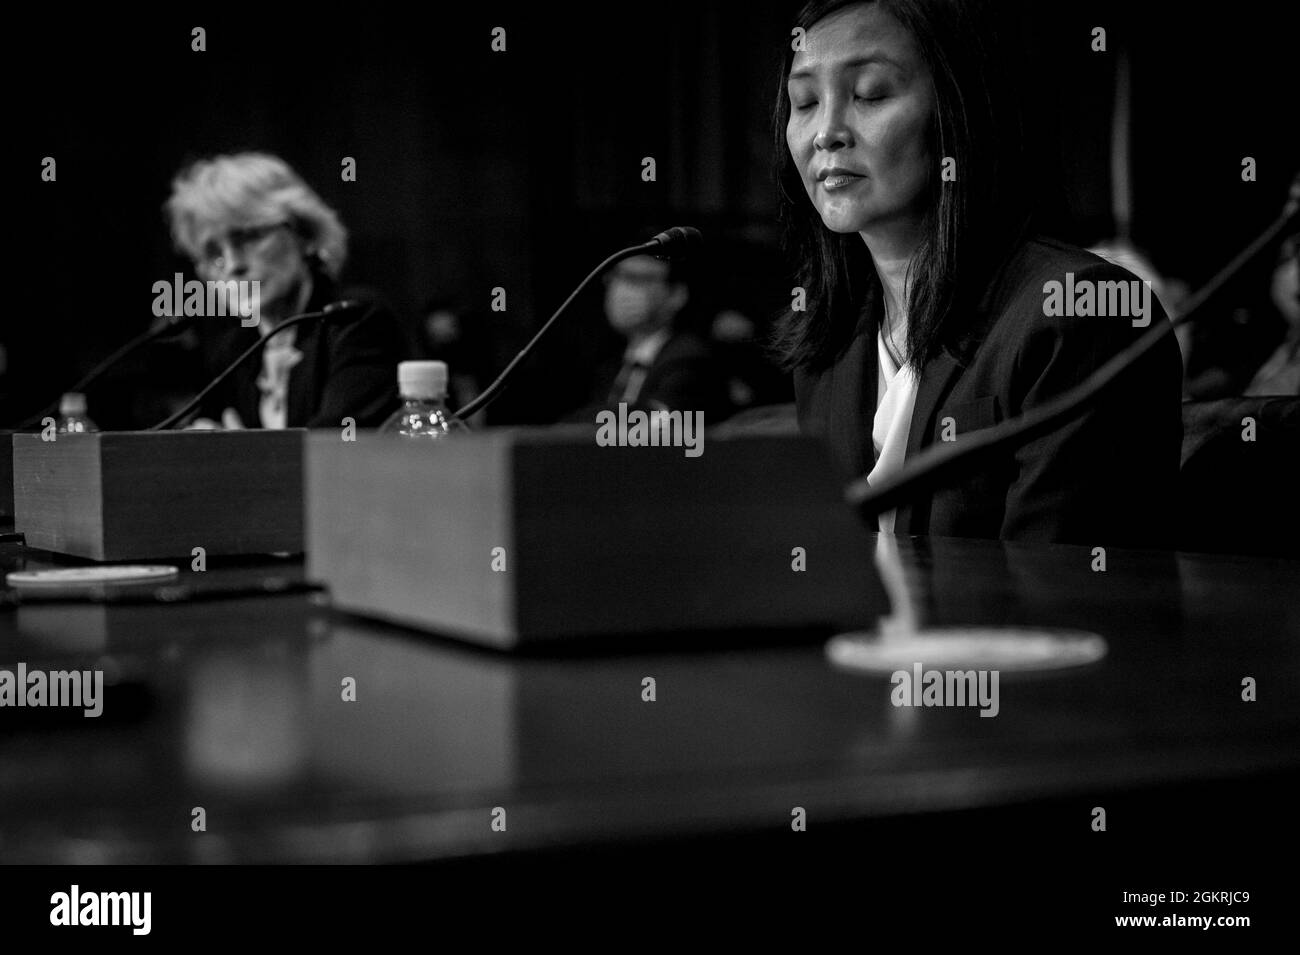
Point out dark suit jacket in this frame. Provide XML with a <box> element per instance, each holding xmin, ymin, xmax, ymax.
<box><xmin>199</xmin><ymin>281</ymin><xmax>404</xmax><ymax>429</ymax></box>
<box><xmin>794</xmin><ymin>237</ymin><xmax>1183</xmax><ymax>548</ymax></box>
<box><xmin>575</xmin><ymin>329</ymin><xmax>730</xmax><ymax>423</ymax></box>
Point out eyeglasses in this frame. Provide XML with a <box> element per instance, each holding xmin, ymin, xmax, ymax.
<box><xmin>196</xmin><ymin>222</ymin><xmax>290</xmax><ymax>274</ymax></box>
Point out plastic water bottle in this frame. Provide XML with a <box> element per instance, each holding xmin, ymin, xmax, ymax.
<box><xmin>379</xmin><ymin>361</ymin><xmax>459</xmax><ymax>438</ymax></box>
<box><xmin>56</xmin><ymin>393</ymin><xmax>98</xmax><ymax>433</ymax></box>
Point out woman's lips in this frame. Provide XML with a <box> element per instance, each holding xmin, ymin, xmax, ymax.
<box><xmin>821</xmin><ymin>174</ymin><xmax>865</xmax><ymax>191</ymax></box>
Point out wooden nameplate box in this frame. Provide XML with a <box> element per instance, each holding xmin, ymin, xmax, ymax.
<box><xmin>306</xmin><ymin>428</ymin><xmax>883</xmax><ymax>648</ymax></box>
<box><xmin>11</xmin><ymin>430</ymin><xmax>304</xmax><ymax>560</ymax></box>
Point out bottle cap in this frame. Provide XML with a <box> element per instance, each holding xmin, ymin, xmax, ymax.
<box><xmin>397</xmin><ymin>361</ymin><xmax>448</xmax><ymax>399</ymax></box>
<box><xmin>59</xmin><ymin>392</ymin><xmax>88</xmax><ymax>416</ymax></box>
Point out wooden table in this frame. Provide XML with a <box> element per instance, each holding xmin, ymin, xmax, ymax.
<box><xmin>1</xmin><ymin>531</ymin><xmax>1295</xmax><ymax>921</ymax></box>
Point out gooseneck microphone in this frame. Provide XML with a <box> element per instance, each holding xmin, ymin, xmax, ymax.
<box><xmin>451</xmin><ymin>226</ymin><xmax>703</xmax><ymax>423</ymax></box>
<box><xmin>148</xmin><ymin>300</ymin><xmax>358</xmax><ymax>430</ymax></box>
<box><xmin>12</xmin><ymin>315</ymin><xmax>201</xmax><ymax>430</ymax></box>
<box><xmin>847</xmin><ymin>190</ymin><xmax>1300</xmax><ymax>521</ymax></box>
<box><xmin>648</xmin><ymin>226</ymin><xmax>704</xmax><ymax>256</ymax></box>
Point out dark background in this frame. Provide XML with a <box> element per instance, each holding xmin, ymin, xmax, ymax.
<box><xmin>8</xmin><ymin>1</ymin><xmax>1296</xmax><ymax>427</ymax></box>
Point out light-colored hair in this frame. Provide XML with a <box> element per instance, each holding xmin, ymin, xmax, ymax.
<box><xmin>165</xmin><ymin>152</ymin><xmax>348</xmax><ymax>278</ymax></box>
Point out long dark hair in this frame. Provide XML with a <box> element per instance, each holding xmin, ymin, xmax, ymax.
<box><xmin>771</xmin><ymin>0</ymin><xmax>1032</xmax><ymax>371</ymax></box>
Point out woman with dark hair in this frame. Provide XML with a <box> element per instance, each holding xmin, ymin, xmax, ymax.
<box><xmin>774</xmin><ymin>0</ymin><xmax>1182</xmax><ymax>547</ymax></box>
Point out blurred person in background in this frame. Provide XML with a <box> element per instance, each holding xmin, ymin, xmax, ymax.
<box><xmin>709</xmin><ymin>308</ymin><xmax>795</xmax><ymax>413</ymax></box>
<box><xmin>1244</xmin><ymin>230</ymin><xmax>1300</xmax><ymax>395</ymax></box>
<box><xmin>1087</xmin><ymin>238</ymin><xmax>1190</xmax><ymax>365</ymax></box>
<box><xmin>161</xmin><ymin>152</ymin><xmax>404</xmax><ymax>429</ymax></box>
<box><xmin>1181</xmin><ymin>175</ymin><xmax>1300</xmax><ymax>398</ymax></box>
<box><xmin>568</xmin><ymin>252</ymin><xmax>730</xmax><ymax>423</ymax></box>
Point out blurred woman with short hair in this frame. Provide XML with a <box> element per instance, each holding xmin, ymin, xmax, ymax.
<box><xmin>164</xmin><ymin>152</ymin><xmax>402</xmax><ymax>428</ymax></box>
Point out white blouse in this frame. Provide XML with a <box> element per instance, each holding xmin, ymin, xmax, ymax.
<box><xmin>256</xmin><ymin>325</ymin><xmax>302</xmax><ymax>430</ymax></box>
<box><xmin>867</xmin><ymin>326</ymin><xmax>919</xmax><ymax>533</ymax></box>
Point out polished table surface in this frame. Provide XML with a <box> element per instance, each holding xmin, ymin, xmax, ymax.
<box><xmin>1</xmin><ymin>531</ymin><xmax>1297</xmax><ymax>865</ymax></box>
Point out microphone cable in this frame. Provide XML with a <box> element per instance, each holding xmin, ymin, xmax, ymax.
<box><xmin>148</xmin><ymin>302</ymin><xmax>355</xmax><ymax>430</ymax></box>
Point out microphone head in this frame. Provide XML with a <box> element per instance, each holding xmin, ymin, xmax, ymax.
<box><xmin>649</xmin><ymin>226</ymin><xmax>703</xmax><ymax>258</ymax></box>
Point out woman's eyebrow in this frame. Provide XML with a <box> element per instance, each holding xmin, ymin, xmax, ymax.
<box><xmin>788</xmin><ymin>53</ymin><xmax>904</xmax><ymax>82</ymax></box>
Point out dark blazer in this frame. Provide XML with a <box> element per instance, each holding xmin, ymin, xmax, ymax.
<box><xmin>199</xmin><ymin>280</ymin><xmax>404</xmax><ymax>429</ymax></box>
<box><xmin>794</xmin><ymin>237</ymin><xmax>1184</xmax><ymax>548</ymax></box>
<box><xmin>575</xmin><ymin>329</ymin><xmax>730</xmax><ymax>423</ymax></box>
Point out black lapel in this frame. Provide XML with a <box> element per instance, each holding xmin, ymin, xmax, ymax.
<box><xmin>864</xmin><ymin>316</ymin><xmax>880</xmax><ymax>469</ymax></box>
<box><xmin>285</xmin><ymin>321</ymin><xmax>318</xmax><ymax>427</ymax></box>
<box><xmin>897</xmin><ymin>349</ymin><xmax>963</xmax><ymax>533</ymax></box>
<box><xmin>284</xmin><ymin>276</ymin><xmax>336</xmax><ymax>427</ymax></box>
<box><xmin>852</xmin><ymin>299</ymin><xmax>882</xmax><ymax>475</ymax></box>
<box><xmin>896</xmin><ymin>236</ymin><xmax>1026</xmax><ymax>533</ymax></box>
<box><xmin>219</xmin><ymin>326</ymin><xmax>262</xmax><ymax>427</ymax></box>
<box><xmin>830</xmin><ymin>305</ymin><xmax>881</xmax><ymax>479</ymax></box>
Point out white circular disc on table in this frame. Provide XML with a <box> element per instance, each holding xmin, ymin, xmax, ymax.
<box><xmin>826</xmin><ymin>627</ymin><xmax>1108</xmax><ymax>674</ymax></box>
<box><xmin>6</xmin><ymin>566</ymin><xmax>180</xmax><ymax>588</ymax></box>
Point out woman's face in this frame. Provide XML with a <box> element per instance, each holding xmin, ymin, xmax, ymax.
<box><xmin>604</xmin><ymin>255</ymin><xmax>684</xmax><ymax>338</ymax></box>
<box><xmin>194</xmin><ymin>217</ymin><xmax>311</xmax><ymax>316</ymax></box>
<box><xmin>786</xmin><ymin>2</ymin><xmax>936</xmax><ymax>238</ymax></box>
